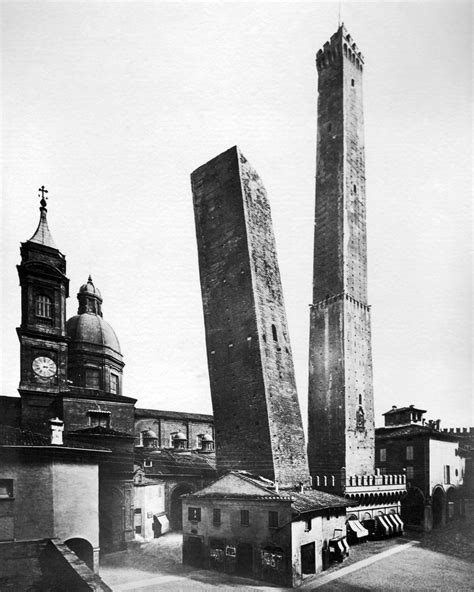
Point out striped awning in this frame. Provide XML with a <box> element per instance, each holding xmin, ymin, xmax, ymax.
<box><xmin>376</xmin><ymin>515</ymin><xmax>391</xmax><ymax>535</ymax></box>
<box><xmin>347</xmin><ymin>519</ymin><xmax>369</xmax><ymax>538</ymax></box>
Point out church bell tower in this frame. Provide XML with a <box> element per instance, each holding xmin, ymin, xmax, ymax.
<box><xmin>308</xmin><ymin>26</ymin><xmax>375</xmax><ymax>492</ymax></box>
<box><xmin>17</xmin><ymin>188</ymin><xmax>69</xmax><ymax>429</ymax></box>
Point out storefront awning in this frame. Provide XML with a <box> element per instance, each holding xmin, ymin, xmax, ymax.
<box><xmin>376</xmin><ymin>515</ymin><xmax>391</xmax><ymax>534</ymax></box>
<box><xmin>386</xmin><ymin>514</ymin><xmax>401</xmax><ymax>533</ymax></box>
<box><xmin>391</xmin><ymin>513</ymin><xmax>404</xmax><ymax>532</ymax></box>
<box><xmin>347</xmin><ymin>519</ymin><xmax>369</xmax><ymax>538</ymax></box>
<box><xmin>156</xmin><ymin>514</ymin><xmax>169</xmax><ymax>529</ymax></box>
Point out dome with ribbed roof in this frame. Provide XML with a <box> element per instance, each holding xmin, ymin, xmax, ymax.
<box><xmin>67</xmin><ymin>313</ymin><xmax>121</xmax><ymax>355</ymax></box>
<box><xmin>66</xmin><ymin>276</ymin><xmax>124</xmax><ymax>394</ymax></box>
<box><xmin>143</xmin><ymin>429</ymin><xmax>158</xmax><ymax>439</ymax></box>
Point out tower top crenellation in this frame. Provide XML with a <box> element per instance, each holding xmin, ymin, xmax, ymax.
<box><xmin>316</xmin><ymin>24</ymin><xmax>364</xmax><ymax>72</ymax></box>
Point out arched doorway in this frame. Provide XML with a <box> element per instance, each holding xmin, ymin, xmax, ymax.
<box><xmin>170</xmin><ymin>484</ymin><xmax>193</xmax><ymax>530</ymax></box>
<box><xmin>432</xmin><ymin>487</ymin><xmax>446</xmax><ymax>528</ymax></box>
<box><xmin>65</xmin><ymin>538</ymin><xmax>94</xmax><ymax>570</ymax></box>
<box><xmin>401</xmin><ymin>487</ymin><xmax>425</xmax><ymax>527</ymax></box>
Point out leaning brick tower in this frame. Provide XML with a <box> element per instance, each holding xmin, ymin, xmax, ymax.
<box><xmin>192</xmin><ymin>146</ymin><xmax>310</xmax><ymax>489</ymax></box>
<box><xmin>308</xmin><ymin>25</ymin><xmax>375</xmax><ymax>493</ymax></box>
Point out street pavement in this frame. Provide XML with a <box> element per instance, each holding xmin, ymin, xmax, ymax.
<box><xmin>100</xmin><ymin>522</ymin><xmax>473</xmax><ymax>592</ymax></box>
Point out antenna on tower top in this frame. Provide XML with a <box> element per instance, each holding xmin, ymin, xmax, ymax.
<box><xmin>338</xmin><ymin>1</ymin><xmax>342</xmax><ymax>28</ymax></box>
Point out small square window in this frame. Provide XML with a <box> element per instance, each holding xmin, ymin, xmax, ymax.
<box><xmin>213</xmin><ymin>509</ymin><xmax>221</xmax><ymax>526</ymax></box>
<box><xmin>144</xmin><ymin>459</ymin><xmax>152</xmax><ymax>468</ymax></box>
<box><xmin>89</xmin><ymin>411</ymin><xmax>110</xmax><ymax>428</ymax></box>
<box><xmin>304</xmin><ymin>518</ymin><xmax>312</xmax><ymax>532</ymax></box>
<box><xmin>188</xmin><ymin>507</ymin><xmax>201</xmax><ymax>522</ymax></box>
<box><xmin>269</xmin><ymin>511</ymin><xmax>278</xmax><ymax>529</ymax></box>
<box><xmin>240</xmin><ymin>509</ymin><xmax>249</xmax><ymax>526</ymax></box>
<box><xmin>0</xmin><ymin>480</ymin><xmax>14</xmax><ymax>499</ymax></box>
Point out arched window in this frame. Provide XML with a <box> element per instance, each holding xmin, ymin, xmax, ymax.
<box><xmin>35</xmin><ymin>295</ymin><xmax>52</xmax><ymax>319</ymax></box>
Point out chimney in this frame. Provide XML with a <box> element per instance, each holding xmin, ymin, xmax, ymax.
<box><xmin>50</xmin><ymin>417</ymin><xmax>64</xmax><ymax>445</ymax></box>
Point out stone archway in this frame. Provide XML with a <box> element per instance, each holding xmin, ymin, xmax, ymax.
<box><xmin>170</xmin><ymin>483</ymin><xmax>194</xmax><ymax>531</ymax></box>
<box><xmin>432</xmin><ymin>487</ymin><xmax>446</xmax><ymax>528</ymax></box>
<box><xmin>65</xmin><ymin>538</ymin><xmax>94</xmax><ymax>570</ymax></box>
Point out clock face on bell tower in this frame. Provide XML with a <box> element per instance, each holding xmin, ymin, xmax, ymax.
<box><xmin>17</xmin><ymin>188</ymin><xmax>69</xmax><ymax>395</ymax></box>
<box><xmin>32</xmin><ymin>356</ymin><xmax>57</xmax><ymax>378</ymax></box>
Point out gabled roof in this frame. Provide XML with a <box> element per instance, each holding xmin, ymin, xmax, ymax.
<box><xmin>184</xmin><ymin>471</ymin><xmax>351</xmax><ymax>515</ymax></box>
<box><xmin>184</xmin><ymin>471</ymin><xmax>282</xmax><ymax>499</ymax></box>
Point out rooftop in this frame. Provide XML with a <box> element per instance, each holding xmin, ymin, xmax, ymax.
<box><xmin>135</xmin><ymin>407</ymin><xmax>213</xmax><ymax>423</ymax></box>
<box><xmin>376</xmin><ymin>423</ymin><xmax>460</xmax><ymax>441</ymax></box>
<box><xmin>0</xmin><ymin>424</ymin><xmax>110</xmax><ymax>452</ymax></box>
<box><xmin>185</xmin><ymin>471</ymin><xmax>350</xmax><ymax>515</ymax></box>
<box><xmin>383</xmin><ymin>405</ymin><xmax>427</xmax><ymax>416</ymax></box>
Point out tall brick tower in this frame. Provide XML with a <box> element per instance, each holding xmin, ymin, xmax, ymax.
<box><xmin>192</xmin><ymin>146</ymin><xmax>310</xmax><ymax>489</ymax></box>
<box><xmin>308</xmin><ymin>26</ymin><xmax>375</xmax><ymax>493</ymax></box>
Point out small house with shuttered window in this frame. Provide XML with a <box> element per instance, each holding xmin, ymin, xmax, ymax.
<box><xmin>181</xmin><ymin>471</ymin><xmax>351</xmax><ymax>587</ymax></box>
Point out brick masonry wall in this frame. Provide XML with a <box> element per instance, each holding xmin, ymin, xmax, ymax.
<box><xmin>192</xmin><ymin>147</ymin><xmax>309</xmax><ymax>487</ymax></box>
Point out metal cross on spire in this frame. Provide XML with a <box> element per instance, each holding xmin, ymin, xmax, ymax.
<box><xmin>38</xmin><ymin>185</ymin><xmax>48</xmax><ymax>209</ymax></box>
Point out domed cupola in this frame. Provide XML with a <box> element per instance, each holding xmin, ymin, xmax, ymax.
<box><xmin>66</xmin><ymin>276</ymin><xmax>124</xmax><ymax>395</ymax></box>
<box><xmin>78</xmin><ymin>276</ymin><xmax>103</xmax><ymax>315</ymax></box>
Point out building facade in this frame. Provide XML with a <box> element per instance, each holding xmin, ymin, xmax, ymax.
<box><xmin>376</xmin><ymin>406</ymin><xmax>467</xmax><ymax>530</ymax></box>
<box><xmin>191</xmin><ymin>146</ymin><xmax>309</xmax><ymax>488</ymax></box>
<box><xmin>182</xmin><ymin>472</ymin><xmax>350</xmax><ymax>587</ymax></box>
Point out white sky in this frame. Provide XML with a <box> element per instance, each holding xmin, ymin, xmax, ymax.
<box><xmin>1</xmin><ymin>1</ymin><xmax>472</xmax><ymax>429</ymax></box>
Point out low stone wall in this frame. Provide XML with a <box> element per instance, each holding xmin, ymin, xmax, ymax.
<box><xmin>40</xmin><ymin>539</ymin><xmax>113</xmax><ymax>591</ymax></box>
<box><xmin>0</xmin><ymin>539</ymin><xmax>112</xmax><ymax>591</ymax></box>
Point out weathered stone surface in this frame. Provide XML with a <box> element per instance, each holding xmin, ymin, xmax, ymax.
<box><xmin>308</xmin><ymin>27</ymin><xmax>375</xmax><ymax>491</ymax></box>
<box><xmin>192</xmin><ymin>146</ymin><xmax>309</xmax><ymax>488</ymax></box>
